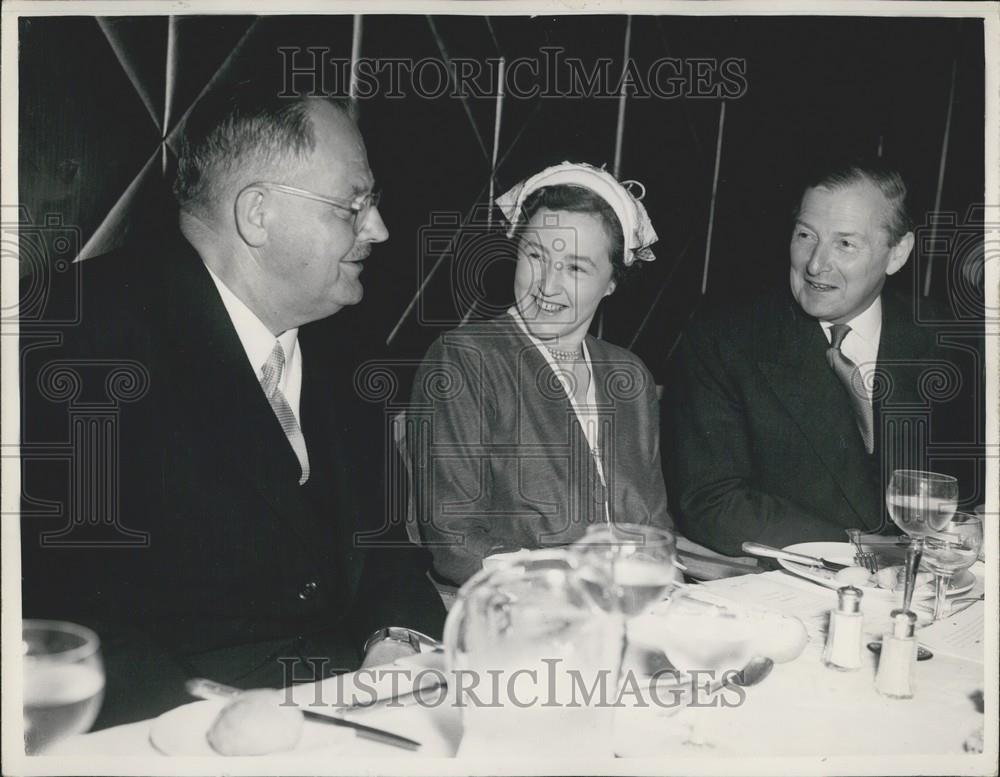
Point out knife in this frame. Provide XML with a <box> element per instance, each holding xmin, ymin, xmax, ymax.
<box><xmin>853</xmin><ymin>534</ymin><xmax>910</xmax><ymax>547</ymax></box>
<box><xmin>186</xmin><ymin>678</ymin><xmax>422</xmax><ymax>751</ymax></box>
<box><xmin>741</xmin><ymin>542</ymin><xmax>848</xmax><ymax>572</ymax></box>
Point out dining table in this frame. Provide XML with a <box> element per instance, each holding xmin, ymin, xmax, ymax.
<box><xmin>33</xmin><ymin>561</ymin><xmax>992</xmax><ymax>773</ymax></box>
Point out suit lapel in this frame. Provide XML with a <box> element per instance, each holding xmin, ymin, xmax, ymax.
<box><xmin>871</xmin><ymin>291</ymin><xmax>937</xmax><ymax>484</ymax></box>
<box><xmin>157</xmin><ymin>235</ymin><xmax>331</xmax><ymax>565</ymax></box>
<box><xmin>756</xmin><ymin>297</ymin><xmax>879</xmax><ymax>528</ymax></box>
<box><xmin>297</xmin><ymin>324</ymin><xmax>363</xmax><ymax>603</ymax></box>
<box><xmin>874</xmin><ymin>291</ymin><xmax>935</xmax><ymax>406</ymax></box>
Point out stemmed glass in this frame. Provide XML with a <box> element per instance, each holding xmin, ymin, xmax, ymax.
<box><xmin>886</xmin><ymin>470</ymin><xmax>959</xmax><ymax>610</ymax></box>
<box><xmin>920</xmin><ymin>512</ymin><xmax>983</xmax><ymax>620</ymax></box>
<box><xmin>886</xmin><ymin>470</ymin><xmax>959</xmax><ymax>537</ymax></box>
<box><xmin>571</xmin><ymin>523</ymin><xmax>681</xmax><ymax>617</ymax></box>
<box><xmin>22</xmin><ymin>620</ymin><xmax>105</xmax><ymax>754</ymax></box>
<box><xmin>571</xmin><ymin>523</ymin><xmax>682</xmax><ymax>692</ymax></box>
<box><xmin>644</xmin><ymin>590</ymin><xmax>756</xmax><ymax>676</ymax></box>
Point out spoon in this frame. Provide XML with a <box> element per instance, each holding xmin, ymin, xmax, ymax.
<box><xmin>644</xmin><ymin>655</ymin><xmax>775</xmax><ymax>696</ymax></box>
<box><xmin>725</xmin><ymin>656</ymin><xmax>774</xmax><ymax>687</ymax></box>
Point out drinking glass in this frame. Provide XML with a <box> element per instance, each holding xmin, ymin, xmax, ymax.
<box><xmin>886</xmin><ymin>470</ymin><xmax>960</xmax><ymax>611</ymax></box>
<box><xmin>643</xmin><ymin>590</ymin><xmax>756</xmax><ymax>676</ymax></box>
<box><xmin>974</xmin><ymin>504</ymin><xmax>988</xmax><ymax>562</ymax></box>
<box><xmin>22</xmin><ymin>620</ymin><xmax>105</xmax><ymax>754</ymax></box>
<box><xmin>443</xmin><ymin>549</ymin><xmax>621</xmax><ymax>758</ymax></box>
<box><xmin>571</xmin><ymin>523</ymin><xmax>681</xmax><ymax>617</ymax></box>
<box><xmin>886</xmin><ymin>470</ymin><xmax>959</xmax><ymax>538</ymax></box>
<box><xmin>921</xmin><ymin>512</ymin><xmax>983</xmax><ymax>620</ymax></box>
<box><xmin>570</xmin><ymin>524</ymin><xmax>682</xmax><ymax>698</ymax></box>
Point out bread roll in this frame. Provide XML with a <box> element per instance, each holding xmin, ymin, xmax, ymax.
<box><xmin>833</xmin><ymin>565</ymin><xmax>876</xmax><ymax>587</ymax></box>
<box><xmin>746</xmin><ymin>611</ymin><xmax>809</xmax><ymax>663</ymax></box>
<box><xmin>207</xmin><ymin>689</ymin><xmax>304</xmax><ymax>756</ymax></box>
<box><xmin>875</xmin><ymin>565</ymin><xmax>933</xmax><ymax>592</ymax></box>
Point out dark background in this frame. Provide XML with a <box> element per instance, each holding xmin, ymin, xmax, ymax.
<box><xmin>18</xmin><ymin>14</ymin><xmax>986</xmax><ymax>383</ymax></box>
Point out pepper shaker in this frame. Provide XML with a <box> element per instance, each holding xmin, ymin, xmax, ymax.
<box><xmin>875</xmin><ymin>609</ymin><xmax>918</xmax><ymax>698</ymax></box>
<box><xmin>823</xmin><ymin>585</ymin><xmax>864</xmax><ymax>671</ymax></box>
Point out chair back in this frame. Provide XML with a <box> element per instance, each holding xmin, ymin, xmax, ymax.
<box><xmin>392</xmin><ymin>411</ymin><xmax>423</xmax><ymax>546</ymax></box>
<box><xmin>393</xmin><ymin>411</ymin><xmax>460</xmax><ymax>608</ymax></box>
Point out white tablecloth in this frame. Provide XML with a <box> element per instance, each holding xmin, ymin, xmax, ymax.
<box><xmin>30</xmin><ymin>569</ymin><xmax>991</xmax><ymax>771</ymax></box>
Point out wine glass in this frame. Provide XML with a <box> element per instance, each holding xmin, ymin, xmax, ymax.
<box><xmin>886</xmin><ymin>470</ymin><xmax>959</xmax><ymax>538</ymax></box>
<box><xmin>886</xmin><ymin>470</ymin><xmax>959</xmax><ymax>611</ymax></box>
<box><xmin>642</xmin><ymin>590</ymin><xmax>756</xmax><ymax>676</ymax></box>
<box><xmin>921</xmin><ymin>512</ymin><xmax>983</xmax><ymax>620</ymax></box>
<box><xmin>571</xmin><ymin>523</ymin><xmax>682</xmax><ymax>697</ymax></box>
<box><xmin>571</xmin><ymin>523</ymin><xmax>681</xmax><ymax>616</ymax></box>
<box><xmin>22</xmin><ymin>620</ymin><xmax>105</xmax><ymax>754</ymax></box>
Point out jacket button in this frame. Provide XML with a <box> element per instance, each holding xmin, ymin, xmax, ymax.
<box><xmin>298</xmin><ymin>580</ymin><xmax>319</xmax><ymax>601</ymax></box>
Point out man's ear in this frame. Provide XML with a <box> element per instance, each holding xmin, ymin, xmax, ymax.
<box><xmin>886</xmin><ymin>231</ymin><xmax>914</xmax><ymax>276</ymax></box>
<box><xmin>234</xmin><ymin>186</ymin><xmax>269</xmax><ymax>247</ymax></box>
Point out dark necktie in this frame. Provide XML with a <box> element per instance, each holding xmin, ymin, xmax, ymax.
<box><xmin>260</xmin><ymin>342</ymin><xmax>310</xmax><ymax>485</ymax></box>
<box><xmin>826</xmin><ymin>324</ymin><xmax>875</xmax><ymax>454</ymax></box>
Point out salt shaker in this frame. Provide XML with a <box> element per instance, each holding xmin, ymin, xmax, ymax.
<box><xmin>823</xmin><ymin>585</ymin><xmax>864</xmax><ymax>670</ymax></box>
<box><xmin>875</xmin><ymin>609</ymin><xmax>918</xmax><ymax>698</ymax></box>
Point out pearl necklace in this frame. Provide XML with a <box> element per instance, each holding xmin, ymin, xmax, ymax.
<box><xmin>546</xmin><ymin>345</ymin><xmax>583</xmax><ymax>362</ymax></box>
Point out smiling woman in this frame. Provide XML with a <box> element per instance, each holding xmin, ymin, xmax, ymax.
<box><xmin>512</xmin><ymin>189</ymin><xmax>621</xmax><ymax>354</ymax></box>
<box><xmin>406</xmin><ymin>163</ymin><xmax>672</xmax><ymax>586</ymax></box>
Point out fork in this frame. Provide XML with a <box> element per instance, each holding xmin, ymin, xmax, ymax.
<box><xmin>914</xmin><ymin>594</ymin><xmax>985</xmax><ymax>619</ymax></box>
<box><xmin>846</xmin><ymin>529</ymin><xmax>879</xmax><ymax>574</ymax></box>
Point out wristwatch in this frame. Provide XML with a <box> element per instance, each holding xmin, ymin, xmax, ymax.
<box><xmin>363</xmin><ymin>626</ymin><xmax>440</xmax><ymax>656</ymax></box>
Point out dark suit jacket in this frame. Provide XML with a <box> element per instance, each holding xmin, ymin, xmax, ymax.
<box><xmin>664</xmin><ymin>289</ymin><xmax>981</xmax><ymax>556</ymax></box>
<box><xmin>410</xmin><ymin>315</ymin><xmax>671</xmax><ymax>585</ymax></box>
<box><xmin>20</xmin><ymin>231</ymin><xmax>445</xmax><ymax>728</ymax></box>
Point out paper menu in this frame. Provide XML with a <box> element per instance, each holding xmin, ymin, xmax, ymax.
<box><xmin>694</xmin><ymin>570</ymin><xmax>985</xmax><ymax>664</ymax></box>
<box><xmin>917</xmin><ymin>602</ymin><xmax>985</xmax><ymax>663</ymax></box>
<box><xmin>692</xmin><ymin>572</ymin><xmax>835</xmax><ymax>641</ymax></box>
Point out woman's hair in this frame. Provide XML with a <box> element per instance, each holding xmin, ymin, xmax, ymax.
<box><xmin>514</xmin><ymin>184</ymin><xmax>639</xmax><ymax>286</ymax></box>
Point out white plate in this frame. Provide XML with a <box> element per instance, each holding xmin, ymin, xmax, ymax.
<box><xmin>778</xmin><ymin>542</ymin><xmax>975</xmax><ymax>599</ymax></box>
<box><xmin>149</xmin><ymin>699</ymin><xmax>355</xmax><ymax>756</ymax></box>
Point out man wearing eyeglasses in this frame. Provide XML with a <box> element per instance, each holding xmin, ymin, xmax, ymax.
<box><xmin>20</xmin><ymin>80</ymin><xmax>446</xmax><ymax>728</ymax></box>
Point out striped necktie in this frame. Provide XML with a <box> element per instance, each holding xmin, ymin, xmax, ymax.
<box><xmin>260</xmin><ymin>342</ymin><xmax>310</xmax><ymax>485</ymax></box>
<box><xmin>826</xmin><ymin>324</ymin><xmax>875</xmax><ymax>454</ymax></box>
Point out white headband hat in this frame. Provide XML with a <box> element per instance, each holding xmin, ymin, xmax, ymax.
<box><xmin>496</xmin><ymin>161</ymin><xmax>658</xmax><ymax>266</ymax></box>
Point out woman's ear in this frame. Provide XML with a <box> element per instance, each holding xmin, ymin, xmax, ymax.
<box><xmin>234</xmin><ymin>186</ymin><xmax>269</xmax><ymax>247</ymax></box>
<box><xmin>604</xmin><ymin>280</ymin><xmax>617</xmax><ymax>297</ymax></box>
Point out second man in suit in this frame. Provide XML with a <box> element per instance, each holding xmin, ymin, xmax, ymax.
<box><xmin>664</xmin><ymin>159</ymin><xmax>979</xmax><ymax>556</ymax></box>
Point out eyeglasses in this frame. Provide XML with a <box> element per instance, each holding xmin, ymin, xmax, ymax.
<box><xmin>248</xmin><ymin>182</ymin><xmax>382</xmax><ymax>234</ymax></box>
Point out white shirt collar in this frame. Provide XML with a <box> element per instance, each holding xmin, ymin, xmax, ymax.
<box><xmin>204</xmin><ymin>265</ymin><xmax>299</xmax><ymax>381</ymax></box>
<box><xmin>820</xmin><ymin>295</ymin><xmax>882</xmax><ymax>348</ymax></box>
